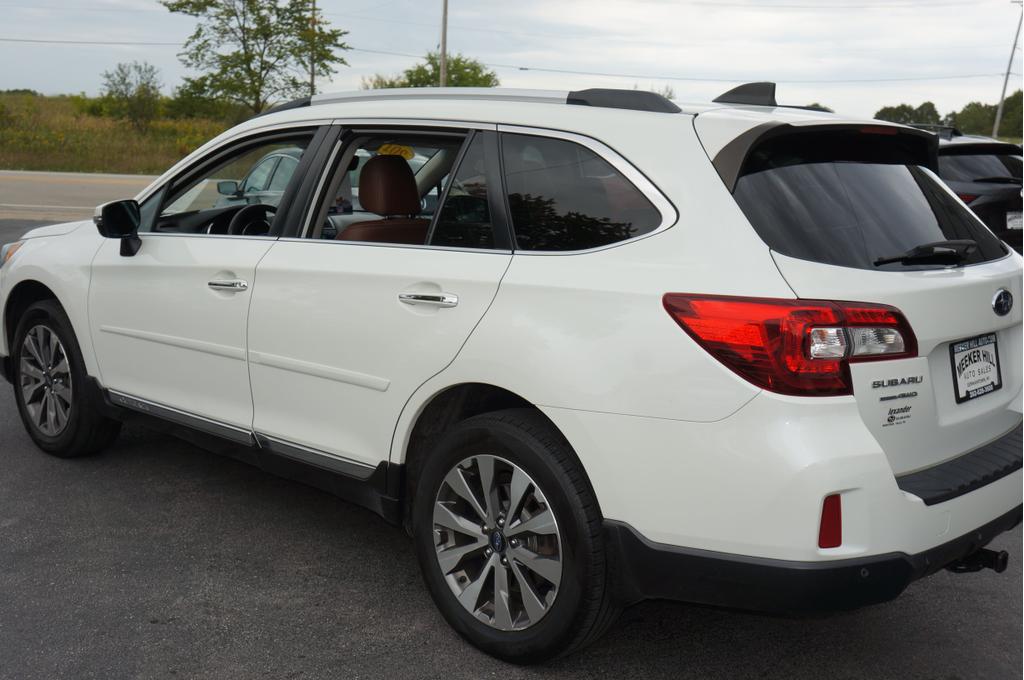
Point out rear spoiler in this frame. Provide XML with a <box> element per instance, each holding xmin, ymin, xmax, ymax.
<box><xmin>712</xmin><ymin>122</ymin><xmax>939</xmax><ymax>192</ymax></box>
<box><xmin>939</xmin><ymin>142</ymin><xmax>1023</xmax><ymax>157</ymax></box>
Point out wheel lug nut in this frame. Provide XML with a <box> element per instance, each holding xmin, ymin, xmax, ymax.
<box><xmin>509</xmin><ymin>538</ymin><xmax>519</xmax><ymax>548</ymax></box>
<box><xmin>497</xmin><ymin>516</ymin><xmax>505</xmax><ymax>527</ymax></box>
<box><xmin>485</xmin><ymin>548</ymin><xmax>493</xmax><ymax>557</ymax></box>
<box><xmin>500</xmin><ymin>557</ymin><xmax>508</xmax><ymax>566</ymax></box>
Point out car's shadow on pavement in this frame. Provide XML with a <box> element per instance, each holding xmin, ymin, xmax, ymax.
<box><xmin>0</xmin><ymin>394</ymin><xmax>1020</xmax><ymax>680</ymax></box>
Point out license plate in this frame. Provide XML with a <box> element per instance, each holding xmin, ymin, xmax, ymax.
<box><xmin>949</xmin><ymin>333</ymin><xmax>1002</xmax><ymax>404</ymax></box>
<box><xmin>1008</xmin><ymin>211</ymin><xmax>1022</xmax><ymax>230</ymax></box>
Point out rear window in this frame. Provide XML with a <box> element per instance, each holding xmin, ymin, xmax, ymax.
<box><xmin>733</xmin><ymin>131</ymin><xmax>1007</xmax><ymax>271</ymax></box>
<box><xmin>938</xmin><ymin>153</ymin><xmax>1022</xmax><ymax>182</ymax></box>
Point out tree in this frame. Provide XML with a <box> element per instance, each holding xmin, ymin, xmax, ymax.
<box><xmin>804</xmin><ymin>102</ymin><xmax>833</xmax><ymax>113</ymax></box>
<box><xmin>874</xmin><ymin>102</ymin><xmax>938</xmax><ymax>125</ymax></box>
<box><xmin>947</xmin><ymin>101</ymin><xmax>996</xmax><ymax>135</ymax></box>
<box><xmin>912</xmin><ymin>101</ymin><xmax>941</xmax><ymax>125</ymax></box>
<box><xmin>101</xmin><ymin>61</ymin><xmax>162</xmax><ymax>130</ymax></box>
<box><xmin>995</xmin><ymin>89</ymin><xmax>1022</xmax><ymax>138</ymax></box>
<box><xmin>162</xmin><ymin>0</ymin><xmax>351</xmax><ymax>114</ymax></box>
<box><xmin>362</xmin><ymin>52</ymin><xmax>499</xmax><ymax>89</ymax></box>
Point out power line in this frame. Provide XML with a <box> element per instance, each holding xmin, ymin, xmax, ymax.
<box><xmin>0</xmin><ymin>36</ymin><xmax>1011</xmax><ymax>85</ymax></box>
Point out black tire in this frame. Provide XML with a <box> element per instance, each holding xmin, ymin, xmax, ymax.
<box><xmin>11</xmin><ymin>299</ymin><xmax>121</xmax><ymax>457</ymax></box>
<box><xmin>412</xmin><ymin>408</ymin><xmax>619</xmax><ymax>663</ymax></box>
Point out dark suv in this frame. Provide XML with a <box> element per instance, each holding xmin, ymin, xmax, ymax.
<box><xmin>924</xmin><ymin>127</ymin><xmax>1023</xmax><ymax>253</ymax></box>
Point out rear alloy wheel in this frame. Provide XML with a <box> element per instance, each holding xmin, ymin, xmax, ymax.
<box><xmin>432</xmin><ymin>454</ymin><xmax>563</xmax><ymax>632</ymax></box>
<box><xmin>11</xmin><ymin>300</ymin><xmax>121</xmax><ymax>458</ymax></box>
<box><xmin>413</xmin><ymin>409</ymin><xmax>619</xmax><ymax>663</ymax></box>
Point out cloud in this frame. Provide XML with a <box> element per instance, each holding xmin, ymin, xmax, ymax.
<box><xmin>0</xmin><ymin>0</ymin><xmax>1019</xmax><ymax>118</ymax></box>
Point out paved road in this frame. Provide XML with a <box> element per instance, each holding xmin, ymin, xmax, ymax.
<box><xmin>0</xmin><ymin>174</ymin><xmax>1021</xmax><ymax>678</ymax></box>
<box><xmin>0</xmin><ymin>378</ymin><xmax>1020</xmax><ymax>680</ymax></box>
<box><xmin>0</xmin><ymin>170</ymin><xmax>155</xmax><ymax>224</ymax></box>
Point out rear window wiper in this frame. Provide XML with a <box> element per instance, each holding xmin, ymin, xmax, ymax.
<box><xmin>873</xmin><ymin>239</ymin><xmax>977</xmax><ymax>267</ymax></box>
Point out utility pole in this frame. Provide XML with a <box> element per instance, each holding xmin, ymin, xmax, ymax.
<box><xmin>309</xmin><ymin>0</ymin><xmax>316</xmax><ymax>96</ymax></box>
<box><xmin>439</xmin><ymin>0</ymin><xmax>448</xmax><ymax>87</ymax></box>
<box><xmin>993</xmin><ymin>4</ymin><xmax>1022</xmax><ymax>137</ymax></box>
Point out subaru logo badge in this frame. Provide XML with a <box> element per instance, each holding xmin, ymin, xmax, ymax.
<box><xmin>992</xmin><ymin>289</ymin><xmax>1013</xmax><ymax>317</ymax></box>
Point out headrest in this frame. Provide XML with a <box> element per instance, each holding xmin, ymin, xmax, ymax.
<box><xmin>358</xmin><ymin>154</ymin><xmax>421</xmax><ymax>216</ymax></box>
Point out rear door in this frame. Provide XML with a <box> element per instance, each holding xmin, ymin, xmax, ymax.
<box><xmin>246</xmin><ymin>127</ymin><xmax>512</xmax><ymax>471</ymax></box>
<box><xmin>726</xmin><ymin>125</ymin><xmax>1022</xmax><ymax>475</ymax></box>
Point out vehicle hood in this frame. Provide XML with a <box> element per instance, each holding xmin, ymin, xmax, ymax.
<box><xmin>17</xmin><ymin>219</ymin><xmax>90</xmax><ymax>241</ymax></box>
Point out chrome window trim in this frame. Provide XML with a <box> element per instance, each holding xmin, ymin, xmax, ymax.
<box><xmin>276</xmin><ymin>237</ymin><xmax>512</xmax><ymax>256</ymax></box>
<box><xmin>139</xmin><ymin>232</ymin><xmax>279</xmax><ymax>242</ymax></box>
<box><xmin>299</xmin><ymin>137</ymin><xmax>344</xmax><ymax>239</ymax></box>
<box><xmin>496</xmin><ymin>123</ymin><xmax>679</xmax><ymax>256</ymax></box>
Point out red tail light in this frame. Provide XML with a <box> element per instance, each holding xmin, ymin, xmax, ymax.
<box><xmin>818</xmin><ymin>494</ymin><xmax>842</xmax><ymax>549</ymax></box>
<box><xmin>662</xmin><ymin>294</ymin><xmax>917</xmax><ymax>397</ymax></box>
<box><xmin>956</xmin><ymin>192</ymin><xmax>978</xmax><ymax>204</ymax></box>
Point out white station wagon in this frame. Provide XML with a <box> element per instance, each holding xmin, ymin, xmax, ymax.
<box><xmin>1</xmin><ymin>84</ymin><xmax>1021</xmax><ymax>663</ymax></box>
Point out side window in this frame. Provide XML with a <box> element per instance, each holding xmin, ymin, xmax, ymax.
<box><xmin>152</xmin><ymin>133</ymin><xmax>312</xmax><ymax>236</ymax></box>
<box><xmin>501</xmin><ymin>133</ymin><xmax>662</xmax><ymax>251</ymax></box>
<box><xmin>308</xmin><ymin>134</ymin><xmax>465</xmax><ymax>244</ymax></box>
<box><xmin>429</xmin><ymin>134</ymin><xmax>494</xmax><ymax>249</ymax></box>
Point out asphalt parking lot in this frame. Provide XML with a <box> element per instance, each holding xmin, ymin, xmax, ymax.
<box><xmin>0</xmin><ymin>187</ymin><xmax>1022</xmax><ymax>679</ymax></box>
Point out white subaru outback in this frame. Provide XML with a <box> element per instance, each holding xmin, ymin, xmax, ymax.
<box><xmin>1</xmin><ymin>84</ymin><xmax>1021</xmax><ymax>663</ymax></box>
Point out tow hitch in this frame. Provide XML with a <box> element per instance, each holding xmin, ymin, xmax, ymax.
<box><xmin>947</xmin><ymin>548</ymin><xmax>1010</xmax><ymax>574</ymax></box>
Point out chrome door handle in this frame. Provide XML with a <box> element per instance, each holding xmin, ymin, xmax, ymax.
<box><xmin>398</xmin><ymin>292</ymin><xmax>458</xmax><ymax>308</ymax></box>
<box><xmin>208</xmin><ymin>279</ymin><xmax>249</xmax><ymax>292</ymax></box>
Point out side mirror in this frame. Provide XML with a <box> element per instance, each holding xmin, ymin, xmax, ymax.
<box><xmin>94</xmin><ymin>199</ymin><xmax>142</xmax><ymax>256</ymax></box>
<box><xmin>217</xmin><ymin>180</ymin><xmax>240</xmax><ymax>196</ymax></box>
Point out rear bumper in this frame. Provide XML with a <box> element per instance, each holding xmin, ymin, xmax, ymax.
<box><xmin>607</xmin><ymin>504</ymin><xmax>1023</xmax><ymax>612</ymax></box>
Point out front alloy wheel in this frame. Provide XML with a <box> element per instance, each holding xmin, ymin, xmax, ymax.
<box><xmin>19</xmin><ymin>324</ymin><xmax>73</xmax><ymax>436</ymax></box>
<box><xmin>11</xmin><ymin>299</ymin><xmax>121</xmax><ymax>458</ymax></box>
<box><xmin>433</xmin><ymin>454</ymin><xmax>563</xmax><ymax>631</ymax></box>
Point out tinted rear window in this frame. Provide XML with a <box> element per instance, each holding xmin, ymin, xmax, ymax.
<box><xmin>938</xmin><ymin>153</ymin><xmax>1022</xmax><ymax>182</ymax></box>
<box><xmin>733</xmin><ymin>133</ymin><xmax>1006</xmax><ymax>271</ymax></box>
<box><xmin>501</xmin><ymin>133</ymin><xmax>662</xmax><ymax>251</ymax></box>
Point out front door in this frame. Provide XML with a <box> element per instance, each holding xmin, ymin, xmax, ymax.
<box><xmin>88</xmin><ymin>130</ymin><xmax>318</xmax><ymax>433</ymax></box>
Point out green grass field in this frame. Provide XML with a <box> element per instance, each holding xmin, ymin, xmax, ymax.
<box><xmin>0</xmin><ymin>93</ymin><xmax>228</xmax><ymax>175</ymax></box>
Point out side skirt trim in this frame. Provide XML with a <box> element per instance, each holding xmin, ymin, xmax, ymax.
<box><xmin>102</xmin><ymin>388</ymin><xmax>403</xmax><ymax>523</ymax></box>
<box><xmin>108</xmin><ymin>390</ymin><xmax>255</xmax><ymax>446</ymax></box>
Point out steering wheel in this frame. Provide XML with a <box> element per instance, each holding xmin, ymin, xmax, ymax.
<box><xmin>227</xmin><ymin>203</ymin><xmax>276</xmax><ymax>236</ymax></box>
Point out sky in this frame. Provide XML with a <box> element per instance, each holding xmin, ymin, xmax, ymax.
<box><xmin>0</xmin><ymin>0</ymin><xmax>1021</xmax><ymax>119</ymax></box>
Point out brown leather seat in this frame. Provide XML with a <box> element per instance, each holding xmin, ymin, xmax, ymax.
<box><xmin>337</xmin><ymin>154</ymin><xmax>429</xmax><ymax>244</ymax></box>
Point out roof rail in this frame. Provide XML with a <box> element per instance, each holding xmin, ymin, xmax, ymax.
<box><xmin>305</xmin><ymin>87</ymin><xmax>681</xmax><ymax>114</ymax></box>
<box><xmin>312</xmin><ymin>88</ymin><xmax>568</xmax><ymax>106</ymax></box>
<box><xmin>567</xmin><ymin>88</ymin><xmax>681</xmax><ymax>113</ymax></box>
<box><xmin>256</xmin><ymin>96</ymin><xmax>311</xmax><ymax>118</ymax></box>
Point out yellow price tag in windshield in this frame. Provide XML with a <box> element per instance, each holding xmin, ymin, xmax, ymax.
<box><xmin>378</xmin><ymin>144</ymin><xmax>415</xmax><ymax>160</ymax></box>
